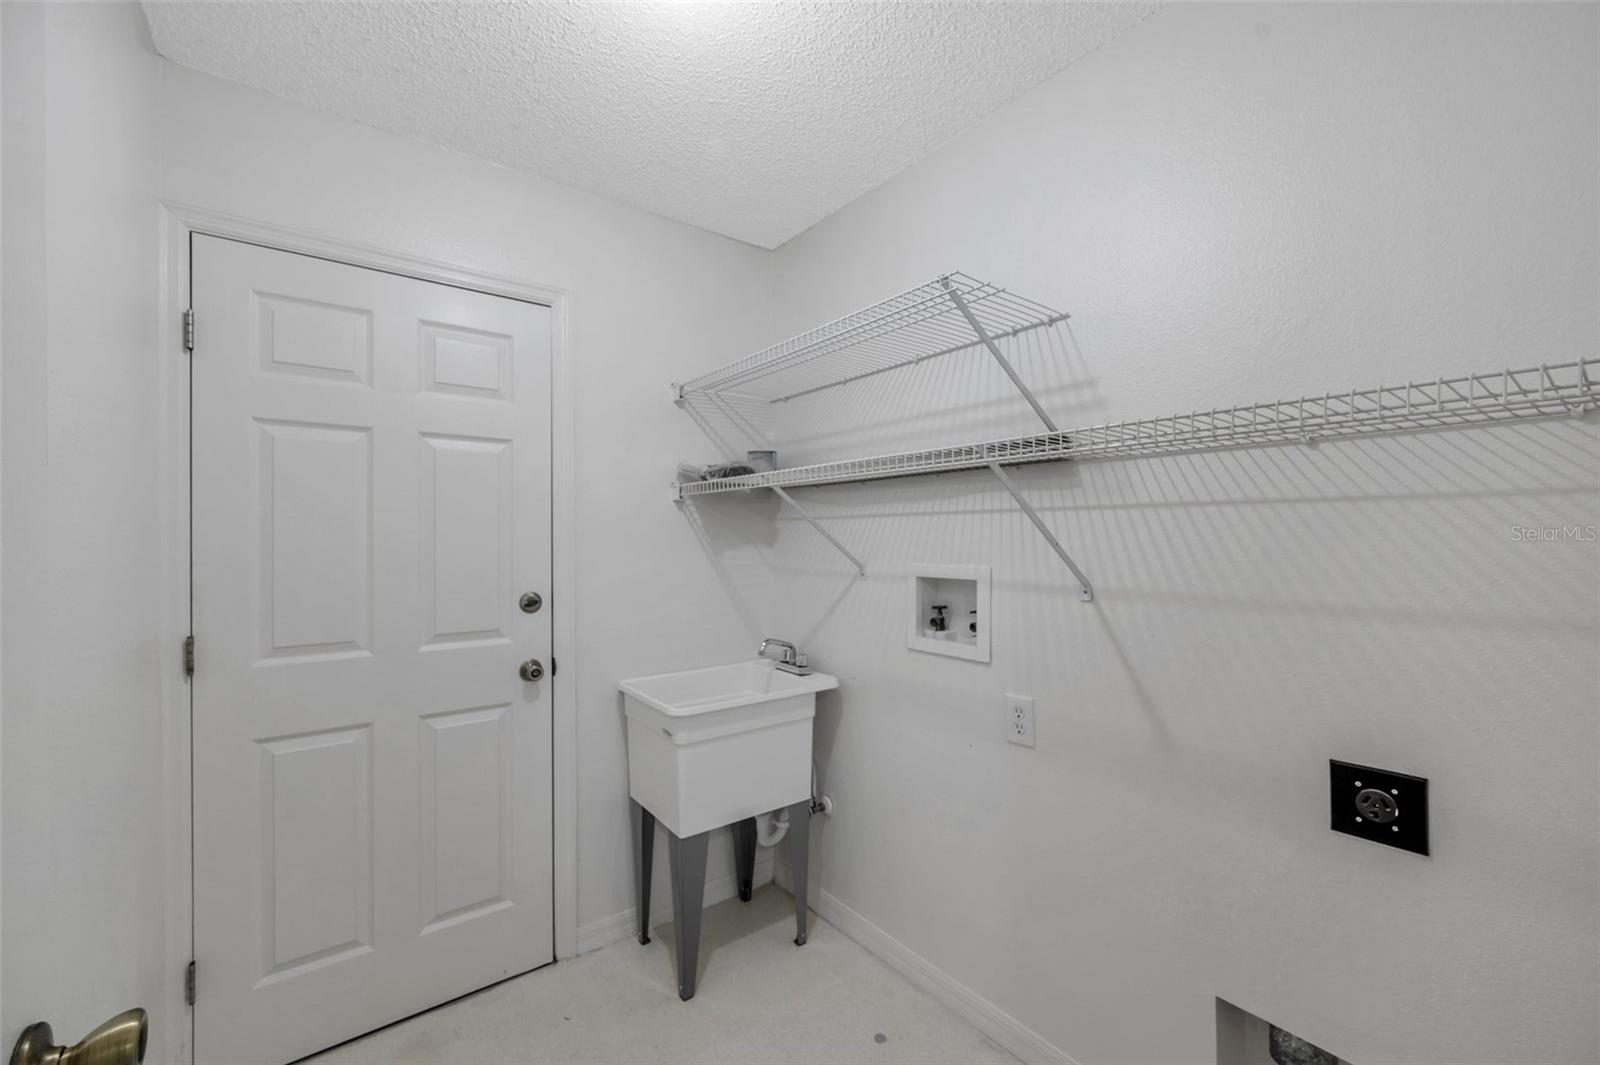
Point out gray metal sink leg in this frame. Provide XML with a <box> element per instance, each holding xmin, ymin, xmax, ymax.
<box><xmin>787</xmin><ymin>800</ymin><xmax>810</xmax><ymax>946</ymax></box>
<box><xmin>631</xmin><ymin>799</ymin><xmax>655</xmax><ymax>945</ymax></box>
<box><xmin>667</xmin><ymin>828</ymin><xmax>710</xmax><ymax>1001</ymax></box>
<box><xmin>733</xmin><ymin>817</ymin><xmax>758</xmax><ymax>901</ymax></box>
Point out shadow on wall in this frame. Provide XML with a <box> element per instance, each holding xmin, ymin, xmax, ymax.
<box><xmin>676</xmin><ymin>489</ymin><xmax>784</xmax><ymax>644</ymax></box>
<box><xmin>795</xmin><ymin>423</ymin><xmax>1594</xmax><ymax>837</ymax></box>
<box><xmin>668</xmin><ymin>302</ymin><xmax>1598</xmax><ymax>884</ymax></box>
<box><xmin>679</xmin><ymin>389</ymin><xmax>775</xmax><ymax>462</ymax></box>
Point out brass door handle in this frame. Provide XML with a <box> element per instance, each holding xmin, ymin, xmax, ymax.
<box><xmin>10</xmin><ymin>1008</ymin><xmax>147</xmax><ymax>1065</ymax></box>
<box><xmin>519</xmin><ymin>658</ymin><xmax>544</xmax><ymax>682</ymax></box>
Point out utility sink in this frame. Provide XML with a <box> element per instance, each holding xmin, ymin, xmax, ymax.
<box><xmin>621</xmin><ymin>659</ymin><xmax>838</xmax><ymax>838</ymax></box>
<box><xmin>621</xmin><ymin>657</ymin><xmax>838</xmax><ymax>998</ymax></box>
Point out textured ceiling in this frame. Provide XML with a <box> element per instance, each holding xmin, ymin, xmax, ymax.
<box><xmin>142</xmin><ymin>1</ymin><xmax>1158</xmax><ymax>248</ymax></box>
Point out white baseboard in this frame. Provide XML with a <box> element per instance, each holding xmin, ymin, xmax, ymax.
<box><xmin>804</xmin><ymin>882</ymin><xmax>1078</xmax><ymax>1065</ymax></box>
<box><xmin>575</xmin><ymin>855</ymin><xmax>773</xmax><ymax>957</ymax></box>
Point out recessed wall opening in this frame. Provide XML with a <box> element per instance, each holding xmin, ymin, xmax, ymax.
<box><xmin>1217</xmin><ymin>999</ymin><xmax>1350</xmax><ymax>1065</ymax></box>
<box><xmin>907</xmin><ymin>564</ymin><xmax>991</xmax><ymax>663</ymax></box>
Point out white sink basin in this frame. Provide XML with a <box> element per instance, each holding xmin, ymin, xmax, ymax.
<box><xmin>621</xmin><ymin>659</ymin><xmax>838</xmax><ymax>716</ymax></box>
<box><xmin>621</xmin><ymin>659</ymin><xmax>838</xmax><ymax>837</ymax></box>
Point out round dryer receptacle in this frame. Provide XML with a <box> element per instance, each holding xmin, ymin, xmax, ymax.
<box><xmin>1355</xmin><ymin>788</ymin><xmax>1399</xmax><ymax>824</ymax></box>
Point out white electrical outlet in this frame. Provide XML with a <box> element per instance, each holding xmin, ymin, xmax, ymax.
<box><xmin>1005</xmin><ymin>693</ymin><xmax>1035</xmax><ymax>748</ymax></box>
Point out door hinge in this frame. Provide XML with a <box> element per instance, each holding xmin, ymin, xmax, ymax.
<box><xmin>183</xmin><ymin>308</ymin><xmax>195</xmax><ymax>353</ymax></box>
<box><xmin>185</xmin><ymin>960</ymin><xmax>196</xmax><ymax>1006</ymax></box>
<box><xmin>551</xmin><ymin>656</ymin><xmax>557</xmax><ymax>677</ymax></box>
<box><xmin>183</xmin><ymin>635</ymin><xmax>195</xmax><ymax>678</ymax></box>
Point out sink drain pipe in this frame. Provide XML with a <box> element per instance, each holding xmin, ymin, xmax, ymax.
<box><xmin>757</xmin><ymin>808</ymin><xmax>792</xmax><ymax>847</ymax></box>
<box><xmin>759</xmin><ymin>761</ymin><xmax>833</xmax><ymax>847</ymax></box>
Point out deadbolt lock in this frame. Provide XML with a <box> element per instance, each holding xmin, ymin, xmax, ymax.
<box><xmin>519</xmin><ymin>658</ymin><xmax>545</xmax><ymax>682</ymax></box>
<box><xmin>519</xmin><ymin>592</ymin><xmax>543</xmax><ymax>614</ymax></box>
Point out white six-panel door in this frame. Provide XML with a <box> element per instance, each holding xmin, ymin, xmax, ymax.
<box><xmin>190</xmin><ymin>235</ymin><xmax>554</xmax><ymax>1064</ymax></box>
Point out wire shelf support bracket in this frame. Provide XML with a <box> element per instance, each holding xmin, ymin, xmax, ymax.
<box><xmin>942</xmin><ymin>276</ymin><xmax>1060</xmax><ymax>434</ymax></box>
<box><xmin>937</xmin><ymin>276</ymin><xmax>1090</xmax><ymax>594</ymax></box>
<box><xmin>987</xmin><ymin>462</ymin><xmax>1093</xmax><ymax>602</ymax></box>
<box><xmin>771</xmin><ymin>486</ymin><xmax>866</xmax><ymax>577</ymax></box>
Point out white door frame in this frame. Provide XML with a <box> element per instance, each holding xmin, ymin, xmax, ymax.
<box><xmin>156</xmin><ymin>202</ymin><xmax>580</xmax><ymax>1065</ymax></box>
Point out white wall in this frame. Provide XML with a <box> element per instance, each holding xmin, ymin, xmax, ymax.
<box><xmin>1</xmin><ymin>3</ymin><xmax>781</xmax><ymax>1056</ymax></box>
<box><xmin>1</xmin><ymin>0</ymin><xmax>166</xmax><ymax>1055</ymax></box>
<box><xmin>758</xmin><ymin>4</ymin><xmax>1598</xmax><ymax>1063</ymax></box>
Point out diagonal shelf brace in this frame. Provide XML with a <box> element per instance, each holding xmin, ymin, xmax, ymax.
<box><xmin>772</xmin><ymin>486</ymin><xmax>866</xmax><ymax>577</ymax></box>
<box><xmin>947</xmin><ymin>278</ymin><xmax>1090</xmax><ymax>601</ymax></box>
<box><xmin>943</xmin><ymin>277</ymin><xmax>1060</xmax><ymax>433</ymax></box>
<box><xmin>987</xmin><ymin>462</ymin><xmax>1093</xmax><ymax>602</ymax></box>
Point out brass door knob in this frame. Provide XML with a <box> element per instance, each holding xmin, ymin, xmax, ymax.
<box><xmin>10</xmin><ymin>1008</ymin><xmax>147</xmax><ymax>1065</ymax></box>
<box><xmin>519</xmin><ymin>658</ymin><xmax>544</xmax><ymax>682</ymax></box>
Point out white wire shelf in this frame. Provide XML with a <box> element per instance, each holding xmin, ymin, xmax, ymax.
<box><xmin>674</xmin><ymin>272</ymin><xmax>1069</xmax><ymax>406</ymax></box>
<box><xmin>673</xmin><ymin>263</ymin><xmax>1594</xmax><ymax>602</ymax></box>
<box><xmin>675</xmin><ymin>358</ymin><xmax>1597</xmax><ymax>499</ymax></box>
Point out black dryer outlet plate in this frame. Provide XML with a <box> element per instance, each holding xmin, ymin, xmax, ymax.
<box><xmin>1330</xmin><ymin>759</ymin><xmax>1429</xmax><ymax>856</ymax></box>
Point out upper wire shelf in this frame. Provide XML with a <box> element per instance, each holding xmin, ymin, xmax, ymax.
<box><xmin>675</xmin><ymin>358</ymin><xmax>1598</xmax><ymax>498</ymax></box>
<box><xmin>674</xmin><ymin>272</ymin><xmax>1069</xmax><ymax>405</ymax></box>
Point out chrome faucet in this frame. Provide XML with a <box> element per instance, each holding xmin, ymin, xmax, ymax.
<box><xmin>758</xmin><ymin>638</ymin><xmax>811</xmax><ymax>676</ymax></box>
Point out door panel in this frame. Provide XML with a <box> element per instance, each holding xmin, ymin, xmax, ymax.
<box><xmin>420</xmin><ymin>321</ymin><xmax>513</xmax><ymax>401</ymax></box>
<box><xmin>256</xmin><ymin>293</ymin><xmax>373</xmax><ymax>383</ymax></box>
<box><xmin>258</xmin><ymin>725</ymin><xmax>374</xmax><ymax>977</ymax></box>
<box><xmin>420</xmin><ymin>434</ymin><xmax>512</xmax><ymax>646</ymax></box>
<box><xmin>257</xmin><ymin>419</ymin><xmax>373</xmax><ymax>660</ymax></box>
<box><xmin>418</xmin><ymin>704</ymin><xmax>514</xmax><ymax>929</ymax></box>
<box><xmin>191</xmin><ymin>235</ymin><xmax>554</xmax><ymax>1065</ymax></box>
